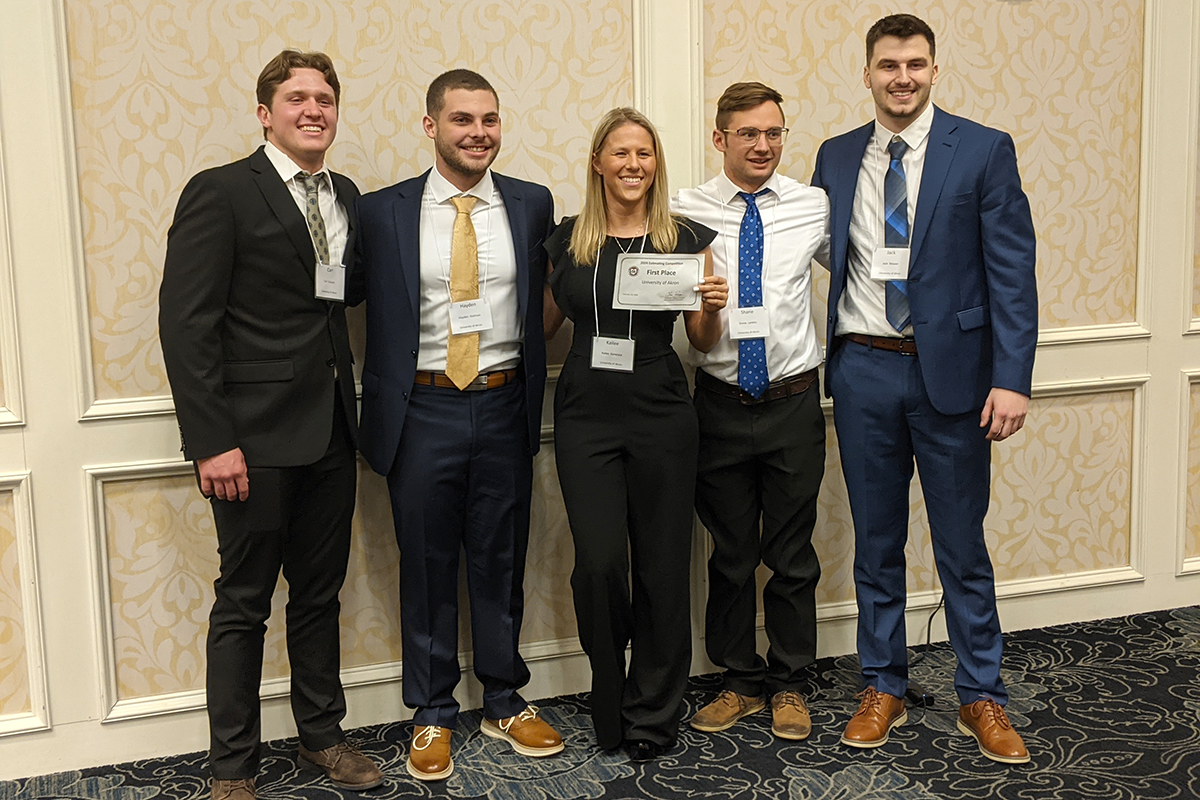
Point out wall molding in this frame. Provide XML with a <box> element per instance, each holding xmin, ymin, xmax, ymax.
<box><xmin>0</xmin><ymin>86</ymin><xmax>24</xmax><ymax>427</ymax></box>
<box><xmin>1036</xmin><ymin>323</ymin><xmax>1150</xmax><ymax>347</ymax></box>
<box><xmin>84</xmin><ymin>458</ymin><xmax>586</xmax><ymax>722</ymax></box>
<box><xmin>1182</xmin><ymin>0</ymin><xmax>1200</xmax><ymax>334</ymax></box>
<box><xmin>1177</xmin><ymin>370</ymin><xmax>1200</xmax><ymax>576</ymax></box>
<box><xmin>0</xmin><ymin>472</ymin><xmax>50</xmax><ymax>737</ymax></box>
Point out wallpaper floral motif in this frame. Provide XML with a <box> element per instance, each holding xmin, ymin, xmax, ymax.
<box><xmin>100</xmin><ymin>453</ymin><xmax>576</xmax><ymax>701</ymax></box>
<box><xmin>0</xmin><ymin>490</ymin><xmax>30</xmax><ymax>716</ymax></box>
<box><xmin>64</xmin><ymin>0</ymin><xmax>632</xmax><ymax>401</ymax></box>
<box><xmin>804</xmin><ymin>390</ymin><xmax>1133</xmax><ymax>609</ymax></box>
<box><xmin>703</xmin><ymin>0</ymin><xmax>1142</xmax><ymax>332</ymax></box>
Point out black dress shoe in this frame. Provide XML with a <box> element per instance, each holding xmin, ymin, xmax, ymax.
<box><xmin>624</xmin><ymin>739</ymin><xmax>666</xmax><ymax>762</ymax></box>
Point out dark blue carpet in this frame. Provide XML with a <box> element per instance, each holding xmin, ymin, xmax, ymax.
<box><xmin>5</xmin><ymin>606</ymin><xmax>1199</xmax><ymax>800</ymax></box>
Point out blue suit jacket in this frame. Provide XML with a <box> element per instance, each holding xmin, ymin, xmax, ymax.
<box><xmin>349</xmin><ymin>170</ymin><xmax>555</xmax><ymax>475</ymax></box>
<box><xmin>811</xmin><ymin>106</ymin><xmax>1037</xmax><ymax>416</ymax></box>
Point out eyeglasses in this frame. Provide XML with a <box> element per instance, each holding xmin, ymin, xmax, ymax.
<box><xmin>722</xmin><ymin>127</ymin><xmax>789</xmax><ymax>144</ymax></box>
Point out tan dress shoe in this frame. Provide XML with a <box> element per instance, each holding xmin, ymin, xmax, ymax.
<box><xmin>298</xmin><ymin>740</ymin><xmax>384</xmax><ymax>790</ymax></box>
<box><xmin>770</xmin><ymin>691</ymin><xmax>812</xmax><ymax>740</ymax></box>
<box><xmin>840</xmin><ymin>686</ymin><xmax>907</xmax><ymax>748</ymax></box>
<box><xmin>211</xmin><ymin>778</ymin><xmax>255</xmax><ymax>800</ymax></box>
<box><xmin>689</xmin><ymin>689</ymin><xmax>767</xmax><ymax>732</ymax></box>
<box><xmin>480</xmin><ymin>705</ymin><xmax>564</xmax><ymax>757</ymax></box>
<box><xmin>958</xmin><ymin>699</ymin><xmax>1031</xmax><ymax>764</ymax></box>
<box><xmin>407</xmin><ymin>725</ymin><xmax>454</xmax><ymax>781</ymax></box>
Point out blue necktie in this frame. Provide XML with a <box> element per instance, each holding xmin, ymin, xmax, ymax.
<box><xmin>884</xmin><ymin>136</ymin><xmax>911</xmax><ymax>332</ymax></box>
<box><xmin>737</xmin><ymin>190</ymin><xmax>770</xmax><ymax>398</ymax></box>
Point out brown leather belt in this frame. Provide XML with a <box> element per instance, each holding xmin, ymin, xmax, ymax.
<box><xmin>413</xmin><ymin>369</ymin><xmax>518</xmax><ymax>391</ymax></box>
<box><xmin>842</xmin><ymin>333</ymin><xmax>918</xmax><ymax>356</ymax></box>
<box><xmin>695</xmin><ymin>367</ymin><xmax>819</xmax><ymax>405</ymax></box>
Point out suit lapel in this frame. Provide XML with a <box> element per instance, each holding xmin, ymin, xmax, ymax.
<box><xmin>250</xmin><ymin>147</ymin><xmax>316</xmax><ymax>275</ymax></box>
<box><xmin>495</xmin><ymin>174</ymin><xmax>529</xmax><ymax>319</ymax></box>
<box><xmin>835</xmin><ymin>124</ymin><xmax>873</xmax><ymax>273</ymax></box>
<box><xmin>910</xmin><ymin>107</ymin><xmax>958</xmax><ymax>268</ymax></box>
<box><xmin>391</xmin><ymin>172</ymin><xmax>427</xmax><ymax>324</ymax></box>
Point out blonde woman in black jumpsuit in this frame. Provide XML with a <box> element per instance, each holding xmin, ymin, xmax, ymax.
<box><xmin>543</xmin><ymin>107</ymin><xmax>728</xmax><ymax>762</ymax></box>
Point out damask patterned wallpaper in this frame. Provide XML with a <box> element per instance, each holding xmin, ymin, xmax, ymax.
<box><xmin>64</xmin><ymin>0</ymin><xmax>633</xmax><ymax>402</ymax></box>
<box><xmin>0</xmin><ymin>490</ymin><xmax>30</xmax><ymax>717</ymax></box>
<box><xmin>811</xmin><ymin>390</ymin><xmax>1134</xmax><ymax>607</ymax></box>
<box><xmin>702</xmin><ymin>0</ymin><xmax>1143</xmax><ymax>333</ymax></box>
<box><xmin>100</xmin><ymin>455</ymin><xmax>576</xmax><ymax>701</ymax></box>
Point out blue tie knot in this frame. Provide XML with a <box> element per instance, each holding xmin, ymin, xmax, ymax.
<box><xmin>887</xmin><ymin>137</ymin><xmax>908</xmax><ymax>161</ymax></box>
<box><xmin>737</xmin><ymin>189</ymin><xmax>770</xmax><ymax>209</ymax></box>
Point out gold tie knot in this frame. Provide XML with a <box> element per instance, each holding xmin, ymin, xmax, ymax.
<box><xmin>451</xmin><ymin>195</ymin><xmax>477</xmax><ymax>215</ymax></box>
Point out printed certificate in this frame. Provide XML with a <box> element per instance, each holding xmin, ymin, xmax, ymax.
<box><xmin>612</xmin><ymin>253</ymin><xmax>703</xmax><ymax>311</ymax></box>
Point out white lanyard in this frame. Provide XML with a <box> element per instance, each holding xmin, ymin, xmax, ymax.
<box><xmin>592</xmin><ymin>222</ymin><xmax>646</xmax><ymax>340</ymax></box>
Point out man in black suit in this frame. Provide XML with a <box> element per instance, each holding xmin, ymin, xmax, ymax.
<box><xmin>351</xmin><ymin>69</ymin><xmax>561</xmax><ymax>782</ymax></box>
<box><xmin>159</xmin><ymin>50</ymin><xmax>382</xmax><ymax>800</ymax></box>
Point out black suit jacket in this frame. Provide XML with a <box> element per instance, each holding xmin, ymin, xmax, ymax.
<box><xmin>349</xmin><ymin>169</ymin><xmax>554</xmax><ymax>476</ymax></box>
<box><xmin>159</xmin><ymin>145</ymin><xmax>360</xmax><ymax>466</ymax></box>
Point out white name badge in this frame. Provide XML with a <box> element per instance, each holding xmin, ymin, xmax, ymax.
<box><xmin>729</xmin><ymin>306</ymin><xmax>770</xmax><ymax>340</ymax></box>
<box><xmin>870</xmin><ymin>247</ymin><xmax>909</xmax><ymax>281</ymax></box>
<box><xmin>591</xmin><ymin>336</ymin><xmax>635</xmax><ymax>372</ymax></box>
<box><xmin>315</xmin><ymin>262</ymin><xmax>346</xmax><ymax>301</ymax></box>
<box><xmin>449</xmin><ymin>299</ymin><xmax>494</xmax><ymax>334</ymax></box>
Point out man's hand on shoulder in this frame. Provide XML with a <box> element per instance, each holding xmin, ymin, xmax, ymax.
<box><xmin>980</xmin><ymin>388</ymin><xmax>1029</xmax><ymax>442</ymax></box>
<box><xmin>198</xmin><ymin>447</ymin><xmax>249</xmax><ymax>501</ymax></box>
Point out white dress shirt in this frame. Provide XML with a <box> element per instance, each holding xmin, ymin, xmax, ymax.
<box><xmin>836</xmin><ymin>101</ymin><xmax>935</xmax><ymax>338</ymax></box>
<box><xmin>262</xmin><ymin>141</ymin><xmax>349</xmax><ymax>267</ymax></box>
<box><xmin>417</xmin><ymin>165</ymin><xmax>521</xmax><ymax>373</ymax></box>
<box><xmin>672</xmin><ymin>169</ymin><xmax>828</xmax><ymax>384</ymax></box>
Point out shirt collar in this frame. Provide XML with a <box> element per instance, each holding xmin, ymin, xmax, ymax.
<box><xmin>428</xmin><ymin>163</ymin><xmax>494</xmax><ymax>205</ymax></box>
<box><xmin>873</xmin><ymin>101</ymin><xmax>935</xmax><ymax>153</ymax></box>
<box><xmin>714</xmin><ymin>167</ymin><xmax>782</xmax><ymax>206</ymax></box>
<box><xmin>263</xmin><ymin>141</ymin><xmax>332</xmax><ymax>186</ymax></box>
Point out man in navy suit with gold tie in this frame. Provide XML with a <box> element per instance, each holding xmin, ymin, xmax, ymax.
<box><xmin>350</xmin><ymin>69</ymin><xmax>562</xmax><ymax>782</ymax></box>
<box><xmin>812</xmin><ymin>14</ymin><xmax>1037</xmax><ymax>763</ymax></box>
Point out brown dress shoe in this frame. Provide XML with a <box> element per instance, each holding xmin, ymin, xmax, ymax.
<box><xmin>840</xmin><ymin>686</ymin><xmax>907</xmax><ymax>748</ymax></box>
<box><xmin>298</xmin><ymin>740</ymin><xmax>384</xmax><ymax>790</ymax></box>
<box><xmin>689</xmin><ymin>689</ymin><xmax>767</xmax><ymax>732</ymax></box>
<box><xmin>480</xmin><ymin>705</ymin><xmax>564</xmax><ymax>757</ymax></box>
<box><xmin>770</xmin><ymin>691</ymin><xmax>812</xmax><ymax>740</ymax></box>
<box><xmin>957</xmin><ymin>699</ymin><xmax>1031</xmax><ymax>764</ymax></box>
<box><xmin>407</xmin><ymin>725</ymin><xmax>454</xmax><ymax>781</ymax></box>
<box><xmin>211</xmin><ymin>778</ymin><xmax>255</xmax><ymax>800</ymax></box>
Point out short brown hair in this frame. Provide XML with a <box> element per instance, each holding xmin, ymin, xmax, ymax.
<box><xmin>866</xmin><ymin>14</ymin><xmax>936</xmax><ymax>63</ymax></box>
<box><xmin>715</xmin><ymin>82</ymin><xmax>785</xmax><ymax>132</ymax></box>
<box><xmin>426</xmin><ymin>69</ymin><xmax>499</xmax><ymax>116</ymax></box>
<box><xmin>255</xmin><ymin>50</ymin><xmax>340</xmax><ymax>139</ymax></box>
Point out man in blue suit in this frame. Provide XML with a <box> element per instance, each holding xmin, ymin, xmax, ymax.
<box><xmin>350</xmin><ymin>69</ymin><xmax>562</xmax><ymax>782</ymax></box>
<box><xmin>811</xmin><ymin>14</ymin><xmax>1036</xmax><ymax>764</ymax></box>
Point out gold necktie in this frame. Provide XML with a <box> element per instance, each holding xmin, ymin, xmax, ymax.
<box><xmin>446</xmin><ymin>195</ymin><xmax>480</xmax><ymax>389</ymax></box>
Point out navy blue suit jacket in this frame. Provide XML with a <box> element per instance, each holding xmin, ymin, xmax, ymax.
<box><xmin>349</xmin><ymin>170</ymin><xmax>554</xmax><ymax>475</ymax></box>
<box><xmin>812</xmin><ymin>106</ymin><xmax>1037</xmax><ymax>416</ymax></box>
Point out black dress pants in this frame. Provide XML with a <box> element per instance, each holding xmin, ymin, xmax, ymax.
<box><xmin>205</xmin><ymin>404</ymin><xmax>356</xmax><ymax>779</ymax></box>
<box><xmin>694</xmin><ymin>372</ymin><xmax>825</xmax><ymax>698</ymax></box>
<box><xmin>554</xmin><ymin>352</ymin><xmax>697</xmax><ymax>749</ymax></box>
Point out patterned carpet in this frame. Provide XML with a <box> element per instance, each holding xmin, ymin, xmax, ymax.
<box><xmin>6</xmin><ymin>607</ymin><xmax>1200</xmax><ymax>800</ymax></box>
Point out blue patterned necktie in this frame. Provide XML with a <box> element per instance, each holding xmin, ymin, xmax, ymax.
<box><xmin>737</xmin><ymin>190</ymin><xmax>770</xmax><ymax>398</ymax></box>
<box><xmin>884</xmin><ymin>136</ymin><xmax>911</xmax><ymax>332</ymax></box>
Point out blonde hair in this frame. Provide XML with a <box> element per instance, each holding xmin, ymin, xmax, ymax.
<box><xmin>569</xmin><ymin>107</ymin><xmax>679</xmax><ymax>264</ymax></box>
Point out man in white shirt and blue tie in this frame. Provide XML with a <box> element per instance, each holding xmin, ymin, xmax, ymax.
<box><xmin>673</xmin><ymin>81</ymin><xmax>829</xmax><ymax>742</ymax></box>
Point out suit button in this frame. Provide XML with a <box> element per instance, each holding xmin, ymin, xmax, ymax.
<box><xmin>410</xmin><ymin>350</ymin><xmax>417</xmax><ymax>358</ymax></box>
<box><xmin>402</xmin><ymin>391</ymin><xmax>408</xmax><ymax>399</ymax></box>
<box><xmin>326</xmin><ymin>358</ymin><xmax>335</xmax><ymax>367</ymax></box>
